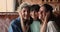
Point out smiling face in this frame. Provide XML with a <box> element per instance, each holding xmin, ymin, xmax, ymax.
<box><xmin>30</xmin><ymin>5</ymin><xmax>40</xmax><ymax>20</ymax></box>
<box><xmin>21</xmin><ymin>8</ymin><xmax>30</xmax><ymax>20</ymax></box>
<box><xmin>38</xmin><ymin>6</ymin><xmax>46</xmax><ymax>21</ymax></box>
<box><xmin>30</xmin><ymin>10</ymin><xmax>38</xmax><ymax>20</ymax></box>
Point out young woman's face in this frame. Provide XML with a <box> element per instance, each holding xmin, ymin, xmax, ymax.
<box><xmin>30</xmin><ymin>11</ymin><xmax>38</xmax><ymax>20</ymax></box>
<box><xmin>38</xmin><ymin>6</ymin><xmax>46</xmax><ymax>20</ymax></box>
<box><xmin>21</xmin><ymin>8</ymin><xmax>30</xmax><ymax>19</ymax></box>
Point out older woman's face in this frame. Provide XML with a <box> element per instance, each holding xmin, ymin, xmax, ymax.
<box><xmin>38</xmin><ymin>6</ymin><xmax>46</xmax><ymax>20</ymax></box>
<box><xmin>21</xmin><ymin>8</ymin><xmax>30</xmax><ymax>19</ymax></box>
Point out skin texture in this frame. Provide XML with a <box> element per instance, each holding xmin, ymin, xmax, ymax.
<box><xmin>30</xmin><ymin>11</ymin><xmax>38</xmax><ymax>20</ymax></box>
<box><xmin>19</xmin><ymin>8</ymin><xmax>30</xmax><ymax>32</ymax></box>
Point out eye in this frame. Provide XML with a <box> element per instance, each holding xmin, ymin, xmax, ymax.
<box><xmin>23</xmin><ymin>10</ymin><xmax>25</xmax><ymax>12</ymax></box>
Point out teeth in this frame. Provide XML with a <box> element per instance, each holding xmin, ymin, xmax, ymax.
<box><xmin>39</xmin><ymin>15</ymin><xmax>41</xmax><ymax>19</ymax></box>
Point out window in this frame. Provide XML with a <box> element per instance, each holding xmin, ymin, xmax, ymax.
<box><xmin>0</xmin><ymin>0</ymin><xmax>7</xmax><ymax>12</ymax></box>
<box><xmin>0</xmin><ymin>0</ymin><xmax>22</xmax><ymax>12</ymax></box>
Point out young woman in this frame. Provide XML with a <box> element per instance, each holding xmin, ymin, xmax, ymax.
<box><xmin>30</xmin><ymin>4</ymin><xmax>40</xmax><ymax>32</ymax></box>
<box><xmin>38</xmin><ymin>4</ymin><xmax>59</xmax><ymax>32</ymax></box>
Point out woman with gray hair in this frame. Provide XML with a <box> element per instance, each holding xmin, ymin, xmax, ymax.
<box><xmin>8</xmin><ymin>2</ymin><xmax>31</xmax><ymax>32</ymax></box>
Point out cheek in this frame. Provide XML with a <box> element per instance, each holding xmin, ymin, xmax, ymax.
<box><xmin>21</xmin><ymin>11</ymin><xmax>24</xmax><ymax>15</ymax></box>
<box><xmin>43</xmin><ymin>12</ymin><xmax>46</xmax><ymax>17</ymax></box>
<box><xmin>22</xmin><ymin>13</ymin><xmax>26</xmax><ymax>18</ymax></box>
<box><xmin>30</xmin><ymin>13</ymin><xmax>33</xmax><ymax>17</ymax></box>
<box><xmin>35</xmin><ymin>13</ymin><xmax>38</xmax><ymax>17</ymax></box>
<box><xmin>22</xmin><ymin>13</ymin><xmax>25</xmax><ymax>16</ymax></box>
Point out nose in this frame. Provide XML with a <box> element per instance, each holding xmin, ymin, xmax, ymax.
<box><xmin>33</xmin><ymin>11</ymin><xmax>36</xmax><ymax>15</ymax></box>
<box><xmin>25</xmin><ymin>11</ymin><xmax>28</xmax><ymax>15</ymax></box>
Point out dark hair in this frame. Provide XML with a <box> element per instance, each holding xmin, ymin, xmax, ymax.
<box><xmin>42</xmin><ymin>4</ymin><xmax>55</xmax><ymax>21</ymax></box>
<box><xmin>42</xmin><ymin>4</ymin><xmax>53</xmax><ymax>13</ymax></box>
<box><xmin>30</xmin><ymin>4</ymin><xmax>40</xmax><ymax>12</ymax></box>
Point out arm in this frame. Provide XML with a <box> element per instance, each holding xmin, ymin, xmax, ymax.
<box><xmin>20</xmin><ymin>18</ymin><xmax>26</xmax><ymax>32</ymax></box>
<box><xmin>20</xmin><ymin>17</ymin><xmax>30</xmax><ymax>32</ymax></box>
<box><xmin>40</xmin><ymin>20</ymin><xmax>47</xmax><ymax>32</ymax></box>
<box><xmin>19</xmin><ymin>11</ymin><xmax>29</xmax><ymax>32</ymax></box>
<box><xmin>40</xmin><ymin>12</ymin><xmax>49</xmax><ymax>32</ymax></box>
<box><xmin>8</xmin><ymin>20</ymin><xmax>22</xmax><ymax>32</ymax></box>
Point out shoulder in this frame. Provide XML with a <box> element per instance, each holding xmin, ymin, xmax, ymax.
<box><xmin>47</xmin><ymin>21</ymin><xmax>55</xmax><ymax>26</ymax></box>
<box><xmin>47</xmin><ymin>21</ymin><xmax>58</xmax><ymax>32</ymax></box>
<box><xmin>8</xmin><ymin>17</ymin><xmax>22</xmax><ymax>32</ymax></box>
<box><xmin>47</xmin><ymin>21</ymin><xmax>58</xmax><ymax>28</ymax></box>
<box><xmin>10</xmin><ymin>17</ymin><xmax>21</xmax><ymax>26</ymax></box>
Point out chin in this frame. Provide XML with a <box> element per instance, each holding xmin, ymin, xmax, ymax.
<box><xmin>39</xmin><ymin>16</ymin><xmax>41</xmax><ymax>19</ymax></box>
<box><xmin>24</xmin><ymin>17</ymin><xmax>28</xmax><ymax>19</ymax></box>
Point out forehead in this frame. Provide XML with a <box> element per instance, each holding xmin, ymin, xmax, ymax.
<box><xmin>22</xmin><ymin>8</ymin><xmax>29</xmax><ymax>10</ymax></box>
<box><xmin>21</xmin><ymin>8</ymin><xmax>30</xmax><ymax>12</ymax></box>
<box><xmin>40</xmin><ymin>6</ymin><xmax>46</xmax><ymax>11</ymax></box>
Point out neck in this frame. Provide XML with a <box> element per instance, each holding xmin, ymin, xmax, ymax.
<box><xmin>33</xmin><ymin>18</ymin><xmax>38</xmax><ymax>21</ymax></box>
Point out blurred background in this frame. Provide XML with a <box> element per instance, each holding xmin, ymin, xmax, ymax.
<box><xmin>0</xmin><ymin>0</ymin><xmax>60</xmax><ymax>32</ymax></box>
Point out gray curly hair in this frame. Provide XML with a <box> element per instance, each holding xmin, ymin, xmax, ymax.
<box><xmin>17</xmin><ymin>2</ymin><xmax>31</xmax><ymax>12</ymax></box>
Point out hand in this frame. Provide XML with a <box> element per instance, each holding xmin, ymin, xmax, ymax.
<box><xmin>18</xmin><ymin>11</ymin><xmax>29</xmax><ymax>32</ymax></box>
<box><xmin>44</xmin><ymin>12</ymin><xmax>50</xmax><ymax>23</ymax></box>
<box><xmin>18</xmin><ymin>11</ymin><xmax>23</xmax><ymax>19</ymax></box>
<box><xmin>40</xmin><ymin>12</ymin><xmax>50</xmax><ymax>32</ymax></box>
<box><xmin>18</xmin><ymin>11</ymin><xmax>25</xmax><ymax>32</ymax></box>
